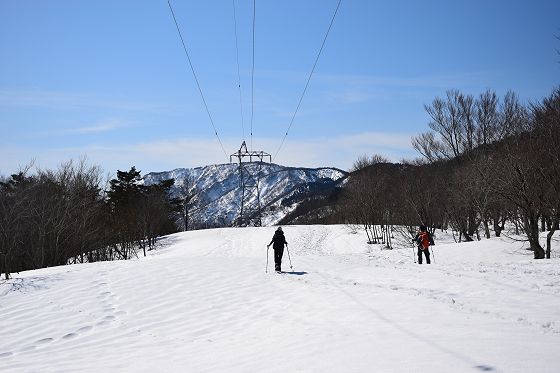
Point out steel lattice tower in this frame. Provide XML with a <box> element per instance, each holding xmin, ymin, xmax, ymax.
<box><xmin>230</xmin><ymin>141</ymin><xmax>271</xmax><ymax>227</ymax></box>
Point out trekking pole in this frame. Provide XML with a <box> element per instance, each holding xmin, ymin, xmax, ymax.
<box><xmin>286</xmin><ymin>244</ymin><xmax>293</xmax><ymax>271</ymax></box>
<box><xmin>265</xmin><ymin>245</ymin><xmax>269</xmax><ymax>273</ymax></box>
<box><xmin>430</xmin><ymin>247</ymin><xmax>436</xmax><ymax>264</ymax></box>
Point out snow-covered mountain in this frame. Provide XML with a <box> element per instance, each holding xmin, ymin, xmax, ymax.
<box><xmin>144</xmin><ymin>163</ymin><xmax>348</xmax><ymax>227</ymax></box>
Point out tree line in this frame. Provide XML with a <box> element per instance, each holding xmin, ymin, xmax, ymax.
<box><xmin>1</xmin><ymin>87</ymin><xmax>557</xmax><ymax>280</ymax></box>
<box><xmin>0</xmin><ymin>162</ymin><xmax>190</xmax><ymax>279</ymax></box>
<box><xmin>336</xmin><ymin>87</ymin><xmax>560</xmax><ymax>259</ymax></box>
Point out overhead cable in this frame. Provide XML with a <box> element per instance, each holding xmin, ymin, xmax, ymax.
<box><xmin>250</xmin><ymin>0</ymin><xmax>256</xmax><ymax>151</ymax></box>
<box><xmin>232</xmin><ymin>0</ymin><xmax>246</xmax><ymax>141</ymax></box>
<box><xmin>273</xmin><ymin>0</ymin><xmax>342</xmax><ymax>161</ymax></box>
<box><xmin>167</xmin><ymin>0</ymin><xmax>228</xmax><ymax>158</ymax></box>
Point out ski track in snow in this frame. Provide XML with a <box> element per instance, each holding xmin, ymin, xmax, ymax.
<box><xmin>1</xmin><ymin>225</ymin><xmax>559</xmax><ymax>372</ymax></box>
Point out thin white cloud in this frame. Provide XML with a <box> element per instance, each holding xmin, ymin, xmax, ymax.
<box><xmin>0</xmin><ymin>89</ymin><xmax>170</xmax><ymax>112</ymax></box>
<box><xmin>251</xmin><ymin>69</ymin><xmax>495</xmax><ymax>113</ymax></box>
<box><xmin>315</xmin><ymin>71</ymin><xmax>494</xmax><ymax>90</ymax></box>
<box><xmin>13</xmin><ymin>118</ymin><xmax>133</xmax><ymax>139</ymax></box>
<box><xmin>255</xmin><ymin>68</ymin><xmax>493</xmax><ymax>90</ymax></box>
<box><xmin>0</xmin><ymin>131</ymin><xmax>416</xmax><ymax>175</ymax></box>
<box><xmin>66</xmin><ymin>119</ymin><xmax>128</xmax><ymax>134</ymax></box>
<box><xmin>262</xmin><ymin>132</ymin><xmax>416</xmax><ymax>170</ymax></box>
<box><xmin>326</xmin><ymin>90</ymin><xmax>377</xmax><ymax>104</ymax></box>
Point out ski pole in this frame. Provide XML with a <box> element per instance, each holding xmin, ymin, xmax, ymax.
<box><xmin>430</xmin><ymin>247</ymin><xmax>435</xmax><ymax>264</ymax></box>
<box><xmin>286</xmin><ymin>244</ymin><xmax>293</xmax><ymax>271</ymax></box>
<box><xmin>265</xmin><ymin>245</ymin><xmax>269</xmax><ymax>273</ymax></box>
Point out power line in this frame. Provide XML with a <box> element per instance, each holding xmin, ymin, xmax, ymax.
<box><xmin>250</xmin><ymin>0</ymin><xmax>256</xmax><ymax>151</ymax></box>
<box><xmin>273</xmin><ymin>0</ymin><xmax>342</xmax><ymax>162</ymax></box>
<box><xmin>167</xmin><ymin>0</ymin><xmax>228</xmax><ymax>158</ymax></box>
<box><xmin>232</xmin><ymin>0</ymin><xmax>245</xmax><ymax>141</ymax></box>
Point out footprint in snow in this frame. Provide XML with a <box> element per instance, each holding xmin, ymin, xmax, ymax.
<box><xmin>96</xmin><ymin>315</ymin><xmax>116</xmax><ymax>326</ymax></box>
<box><xmin>35</xmin><ymin>338</ymin><xmax>54</xmax><ymax>345</ymax></box>
<box><xmin>474</xmin><ymin>365</ymin><xmax>495</xmax><ymax>371</ymax></box>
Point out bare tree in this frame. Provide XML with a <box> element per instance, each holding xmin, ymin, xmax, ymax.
<box><xmin>531</xmin><ymin>87</ymin><xmax>560</xmax><ymax>258</ymax></box>
<box><xmin>177</xmin><ymin>175</ymin><xmax>200</xmax><ymax>231</ymax></box>
<box><xmin>0</xmin><ymin>168</ymin><xmax>33</xmax><ymax>279</ymax></box>
<box><xmin>475</xmin><ymin>90</ymin><xmax>500</xmax><ymax>146</ymax></box>
<box><xmin>413</xmin><ymin>90</ymin><xmax>466</xmax><ymax>161</ymax></box>
<box><xmin>350</xmin><ymin>154</ymin><xmax>389</xmax><ymax>172</ymax></box>
<box><xmin>413</xmin><ymin>89</ymin><xmax>525</xmax><ymax>162</ymax></box>
<box><xmin>492</xmin><ymin>132</ymin><xmax>546</xmax><ymax>258</ymax></box>
<box><xmin>0</xmin><ymin>160</ymin><xmax>107</xmax><ymax>278</ymax></box>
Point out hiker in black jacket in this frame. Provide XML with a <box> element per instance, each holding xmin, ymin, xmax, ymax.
<box><xmin>267</xmin><ymin>227</ymin><xmax>287</xmax><ymax>272</ymax></box>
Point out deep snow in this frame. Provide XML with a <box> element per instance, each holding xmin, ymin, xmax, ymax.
<box><xmin>1</xmin><ymin>225</ymin><xmax>559</xmax><ymax>372</ymax></box>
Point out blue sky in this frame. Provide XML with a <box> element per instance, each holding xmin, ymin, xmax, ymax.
<box><xmin>1</xmin><ymin>0</ymin><xmax>559</xmax><ymax>175</ymax></box>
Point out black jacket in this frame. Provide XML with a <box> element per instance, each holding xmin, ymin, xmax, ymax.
<box><xmin>269</xmin><ymin>231</ymin><xmax>287</xmax><ymax>250</ymax></box>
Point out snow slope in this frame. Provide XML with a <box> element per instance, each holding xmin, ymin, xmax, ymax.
<box><xmin>1</xmin><ymin>226</ymin><xmax>559</xmax><ymax>372</ymax></box>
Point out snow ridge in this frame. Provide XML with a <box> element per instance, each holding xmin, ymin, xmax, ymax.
<box><xmin>144</xmin><ymin>163</ymin><xmax>347</xmax><ymax>226</ymax></box>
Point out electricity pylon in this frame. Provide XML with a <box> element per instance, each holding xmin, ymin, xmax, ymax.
<box><xmin>230</xmin><ymin>141</ymin><xmax>271</xmax><ymax>227</ymax></box>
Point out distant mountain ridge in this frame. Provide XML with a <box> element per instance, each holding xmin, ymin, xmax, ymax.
<box><xmin>144</xmin><ymin>163</ymin><xmax>348</xmax><ymax>227</ymax></box>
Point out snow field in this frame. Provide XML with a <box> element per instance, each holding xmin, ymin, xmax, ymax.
<box><xmin>1</xmin><ymin>225</ymin><xmax>559</xmax><ymax>372</ymax></box>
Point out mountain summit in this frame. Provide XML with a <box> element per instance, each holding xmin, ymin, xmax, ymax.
<box><xmin>144</xmin><ymin>163</ymin><xmax>348</xmax><ymax>227</ymax></box>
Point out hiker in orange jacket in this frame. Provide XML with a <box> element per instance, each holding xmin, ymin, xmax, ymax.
<box><xmin>413</xmin><ymin>225</ymin><xmax>434</xmax><ymax>264</ymax></box>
